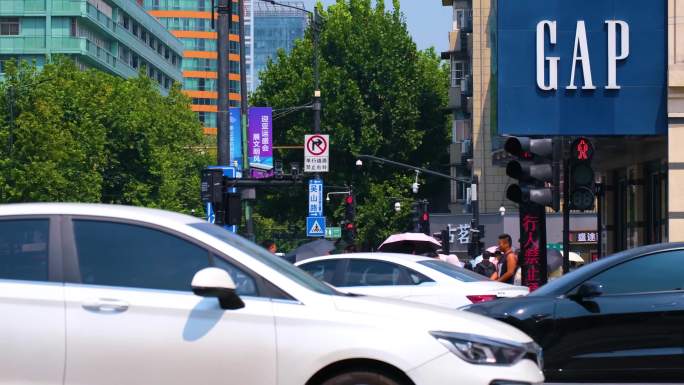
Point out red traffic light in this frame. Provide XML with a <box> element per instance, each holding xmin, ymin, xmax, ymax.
<box><xmin>345</xmin><ymin>223</ymin><xmax>355</xmax><ymax>230</ymax></box>
<box><xmin>421</xmin><ymin>213</ymin><xmax>429</xmax><ymax>222</ymax></box>
<box><xmin>345</xmin><ymin>196</ymin><xmax>354</xmax><ymax>204</ymax></box>
<box><xmin>571</xmin><ymin>137</ymin><xmax>594</xmax><ymax>161</ymax></box>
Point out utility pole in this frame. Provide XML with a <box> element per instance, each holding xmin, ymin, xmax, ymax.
<box><xmin>312</xmin><ymin>9</ymin><xmax>321</xmax><ymax>136</ymax></box>
<box><xmin>216</xmin><ymin>0</ymin><xmax>232</xmax><ymax>165</ymax></box>
<box><xmin>238</xmin><ymin>0</ymin><xmax>255</xmax><ymax>240</ymax></box>
<box><xmin>562</xmin><ymin>137</ymin><xmax>571</xmax><ymax>274</ymax></box>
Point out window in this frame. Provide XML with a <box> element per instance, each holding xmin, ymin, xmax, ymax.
<box><xmin>451</xmin><ymin>59</ymin><xmax>467</xmax><ymax>87</ymax></box>
<box><xmin>418</xmin><ymin>260</ymin><xmax>487</xmax><ymax>282</ymax></box>
<box><xmin>213</xmin><ymin>256</ymin><xmax>257</xmax><ymax>297</ymax></box>
<box><xmin>0</xmin><ymin>219</ymin><xmax>49</xmax><ymax>282</ymax></box>
<box><xmin>299</xmin><ymin>260</ymin><xmax>339</xmax><ymax>285</ymax></box>
<box><xmin>192</xmin><ymin>98</ymin><xmax>217</xmax><ymax>106</ymax></box>
<box><xmin>342</xmin><ymin>260</ymin><xmax>416</xmax><ymax>287</ymax></box>
<box><xmin>0</xmin><ymin>18</ymin><xmax>20</xmax><ymax>36</ymax></box>
<box><xmin>582</xmin><ymin>251</ymin><xmax>684</xmax><ymax>295</ymax></box>
<box><xmin>74</xmin><ymin>220</ymin><xmax>210</xmax><ymax>291</ymax></box>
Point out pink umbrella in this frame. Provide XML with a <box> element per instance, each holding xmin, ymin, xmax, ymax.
<box><xmin>378</xmin><ymin>233</ymin><xmax>442</xmax><ymax>254</ymax></box>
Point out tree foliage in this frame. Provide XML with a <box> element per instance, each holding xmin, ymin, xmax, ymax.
<box><xmin>251</xmin><ymin>0</ymin><xmax>450</xmax><ymax>249</ymax></box>
<box><xmin>0</xmin><ymin>58</ymin><xmax>209</xmax><ymax>214</ymax></box>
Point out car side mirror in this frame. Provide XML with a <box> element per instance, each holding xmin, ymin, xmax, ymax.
<box><xmin>192</xmin><ymin>268</ymin><xmax>245</xmax><ymax>310</ymax></box>
<box><xmin>575</xmin><ymin>281</ymin><xmax>604</xmax><ymax>300</ymax></box>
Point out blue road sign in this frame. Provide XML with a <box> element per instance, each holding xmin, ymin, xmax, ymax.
<box><xmin>307</xmin><ymin>216</ymin><xmax>326</xmax><ymax>238</ymax></box>
<box><xmin>308</xmin><ymin>178</ymin><xmax>324</xmax><ymax>216</ymax></box>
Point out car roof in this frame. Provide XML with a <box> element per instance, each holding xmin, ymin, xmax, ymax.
<box><xmin>296</xmin><ymin>253</ymin><xmax>435</xmax><ymax>265</ymax></box>
<box><xmin>0</xmin><ymin>203</ymin><xmax>204</xmax><ymax>226</ymax></box>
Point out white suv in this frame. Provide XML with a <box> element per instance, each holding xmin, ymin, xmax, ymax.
<box><xmin>0</xmin><ymin>203</ymin><xmax>543</xmax><ymax>385</ymax></box>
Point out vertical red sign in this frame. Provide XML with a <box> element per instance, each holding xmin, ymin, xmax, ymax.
<box><xmin>519</xmin><ymin>204</ymin><xmax>548</xmax><ymax>291</ymax></box>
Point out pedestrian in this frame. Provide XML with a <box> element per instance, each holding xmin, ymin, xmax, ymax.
<box><xmin>474</xmin><ymin>250</ymin><xmax>498</xmax><ymax>279</ymax></box>
<box><xmin>262</xmin><ymin>240</ymin><xmax>277</xmax><ymax>254</ymax></box>
<box><xmin>496</xmin><ymin>234</ymin><xmax>518</xmax><ymax>284</ymax></box>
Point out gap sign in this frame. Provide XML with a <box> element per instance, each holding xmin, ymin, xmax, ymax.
<box><xmin>497</xmin><ymin>0</ymin><xmax>666</xmax><ymax>136</ymax></box>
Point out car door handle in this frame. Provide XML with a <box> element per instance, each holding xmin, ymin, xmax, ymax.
<box><xmin>82</xmin><ymin>298</ymin><xmax>129</xmax><ymax>313</ymax></box>
<box><xmin>532</xmin><ymin>313</ymin><xmax>551</xmax><ymax>321</ymax></box>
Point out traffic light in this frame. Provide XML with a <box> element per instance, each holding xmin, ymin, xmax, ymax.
<box><xmin>468</xmin><ymin>223</ymin><xmax>485</xmax><ymax>258</ymax></box>
<box><xmin>569</xmin><ymin>137</ymin><xmax>595</xmax><ymax>211</ymax></box>
<box><xmin>504</xmin><ymin>137</ymin><xmax>561</xmax><ymax>212</ymax></box>
<box><xmin>440</xmin><ymin>229</ymin><xmax>450</xmax><ymax>255</ymax></box>
<box><xmin>224</xmin><ymin>192</ymin><xmax>242</xmax><ymax>226</ymax></box>
<box><xmin>419</xmin><ymin>202</ymin><xmax>430</xmax><ymax>235</ymax></box>
<box><xmin>343</xmin><ymin>195</ymin><xmax>356</xmax><ymax>242</ymax></box>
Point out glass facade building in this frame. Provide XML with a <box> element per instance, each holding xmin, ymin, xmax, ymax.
<box><xmin>251</xmin><ymin>1</ymin><xmax>306</xmax><ymax>91</ymax></box>
<box><xmin>0</xmin><ymin>0</ymin><xmax>183</xmax><ymax>89</ymax></box>
<box><xmin>145</xmin><ymin>0</ymin><xmax>241</xmax><ymax>134</ymax></box>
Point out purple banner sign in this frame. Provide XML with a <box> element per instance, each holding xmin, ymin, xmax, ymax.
<box><xmin>248</xmin><ymin>107</ymin><xmax>273</xmax><ymax>179</ymax></box>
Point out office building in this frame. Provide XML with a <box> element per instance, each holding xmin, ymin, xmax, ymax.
<box><xmin>440</xmin><ymin>0</ymin><xmax>676</xmax><ymax>257</ymax></box>
<box><xmin>0</xmin><ymin>0</ymin><xmax>183</xmax><ymax>88</ymax></box>
<box><xmin>145</xmin><ymin>0</ymin><xmax>242</xmax><ymax>134</ymax></box>
<box><xmin>251</xmin><ymin>0</ymin><xmax>306</xmax><ymax>91</ymax></box>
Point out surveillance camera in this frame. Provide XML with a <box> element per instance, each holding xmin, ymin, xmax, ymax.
<box><xmin>394</xmin><ymin>202</ymin><xmax>401</xmax><ymax>212</ymax></box>
<box><xmin>499</xmin><ymin>206</ymin><xmax>506</xmax><ymax>216</ymax></box>
<box><xmin>412</xmin><ymin>182</ymin><xmax>419</xmax><ymax>194</ymax></box>
<box><xmin>355</xmin><ymin>159</ymin><xmax>363</xmax><ymax>168</ymax></box>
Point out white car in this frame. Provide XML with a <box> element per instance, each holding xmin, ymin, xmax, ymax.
<box><xmin>0</xmin><ymin>203</ymin><xmax>543</xmax><ymax>385</ymax></box>
<box><xmin>296</xmin><ymin>253</ymin><xmax>529</xmax><ymax>309</ymax></box>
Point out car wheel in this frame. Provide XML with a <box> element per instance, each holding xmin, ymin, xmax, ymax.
<box><xmin>321</xmin><ymin>371</ymin><xmax>403</xmax><ymax>385</ymax></box>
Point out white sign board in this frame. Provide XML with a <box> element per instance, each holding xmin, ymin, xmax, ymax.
<box><xmin>304</xmin><ymin>134</ymin><xmax>329</xmax><ymax>173</ymax></box>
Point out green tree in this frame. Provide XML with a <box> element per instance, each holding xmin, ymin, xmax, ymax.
<box><xmin>0</xmin><ymin>58</ymin><xmax>209</xmax><ymax>214</ymax></box>
<box><xmin>251</xmin><ymin>0</ymin><xmax>450</xmax><ymax>249</ymax></box>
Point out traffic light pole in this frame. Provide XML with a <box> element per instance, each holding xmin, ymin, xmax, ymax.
<box><xmin>470</xmin><ymin>175</ymin><xmax>481</xmax><ymax>258</ymax></box>
<box><xmin>562</xmin><ymin>137</ymin><xmax>571</xmax><ymax>274</ymax></box>
<box><xmin>216</xmin><ymin>0</ymin><xmax>232</xmax><ymax>166</ymax></box>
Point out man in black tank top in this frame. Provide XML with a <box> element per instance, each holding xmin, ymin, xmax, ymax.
<box><xmin>496</xmin><ymin>234</ymin><xmax>518</xmax><ymax>284</ymax></box>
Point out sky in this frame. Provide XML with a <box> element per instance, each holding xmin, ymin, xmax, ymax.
<box><xmin>299</xmin><ymin>0</ymin><xmax>450</xmax><ymax>52</ymax></box>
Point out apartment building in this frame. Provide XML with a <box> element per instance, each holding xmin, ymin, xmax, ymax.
<box><xmin>0</xmin><ymin>0</ymin><xmax>183</xmax><ymax>88</ymax></box>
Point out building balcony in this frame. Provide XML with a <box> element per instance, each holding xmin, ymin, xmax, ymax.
<box><xmin>441</xmin><ymin>30</ymin><xmax>470</xmax><ymax>60</ymax></box>
<box><xmin>0</xmin><ymin>36</ymin><xmax>47</xmax><ymax>54</ymax></box>
<box><xmin>79</xmin><ymin>3</ymin><xmax>183</xmax><ymax>82</ymax></box>
<box><xmin>442</xmin><ymin>0</ymin><xmax>472</xmax><ymax>7</ymax></box>
<box><xmin>0</xmin><ymin>36</ymin><xmax>138</xmax><ymax>78</ymax></box>
<box><xmin>447</xmin><ymin>85</ymin><xmax>462</xmax><ymax>110</ymax></box>
<box><xmin>461</xmin><ymin>74</ymin><xmax>473</xmax><ymax>97</ymax></box>
<box><xmin>449</xmin><ymin>139</ymin><xmax>472</xmax><ymax>167</ymax></box>
<box><xmin>0</xmin><ymin>0</ymin><xmax>84</xmax><ymax>15</ymax></box>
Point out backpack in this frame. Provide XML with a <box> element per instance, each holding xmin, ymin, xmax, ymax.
<box><xmin>474</xmin><ymin>260</ymin><xmax>497</xmax><ymax>278</ymax></box>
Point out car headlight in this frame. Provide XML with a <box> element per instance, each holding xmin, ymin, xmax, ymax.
<box><xmin>430</xmin><ymin>331</ymin><xmax>542</xmax><ymax>367</ymax></box>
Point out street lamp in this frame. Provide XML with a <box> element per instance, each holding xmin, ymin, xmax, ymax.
<box><xmin>260</xmin><ymin>0</ymin><xmax>322</xmax><ymax>135</ymax></box>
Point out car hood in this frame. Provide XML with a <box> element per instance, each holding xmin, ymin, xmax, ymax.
<box><xmin>332</xmin><ymin>294</ymin><xmax>534</xmax><ymax>344</ymax></box>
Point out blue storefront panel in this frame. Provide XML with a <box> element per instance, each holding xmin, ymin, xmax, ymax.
<box><xmin>497</xmin><ymin>0</ymin><xmax>667</xmax><ymax>136</ymax></box>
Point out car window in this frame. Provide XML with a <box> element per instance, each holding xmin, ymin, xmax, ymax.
<box><xmin>189</xmin><ymin>223</ymin><xmax>338</xmax><ymax>295</ymax></box>
<box><xmin>0</xmin><ymin>219</ymin><xmax>49</xmax><ymax>282</ymax></box>
<box><xmin>342</xmin><ymin>259</ymin><xmax>414</xmax><ymax>287</ymax></box>
<box><xmin>299</xmin><ymin>260</ymin><xmax>339</xmax><ymax>284</ymax></box>
<box><xmin>418</xmin><ymin>260</ymin><xmax>488</xmax><ymax>282</ymax></box>
<box><xmin>212</xmin><ymin>255</ymin><xmax>258</xmax><ymax>297</ymax></box>
<box><xmin>583</xmin><ymin>251</ymin><xmax>684</xmax><ymax>295</ymax></box>
<box><xmin>74</xmin><ymin>220</ymin><xmax>210</xmax><ymax>292</ymax></box>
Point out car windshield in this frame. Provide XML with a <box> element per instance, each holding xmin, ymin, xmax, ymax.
<box><xmin>189</xmin><ymin>223</ymin><xmax>337</xmax><ymax>295</ymax></box>
<box><xmin>418</xmin><ymin>260</ymin><xmax>488</xmax><ymax>282</ymax></box>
